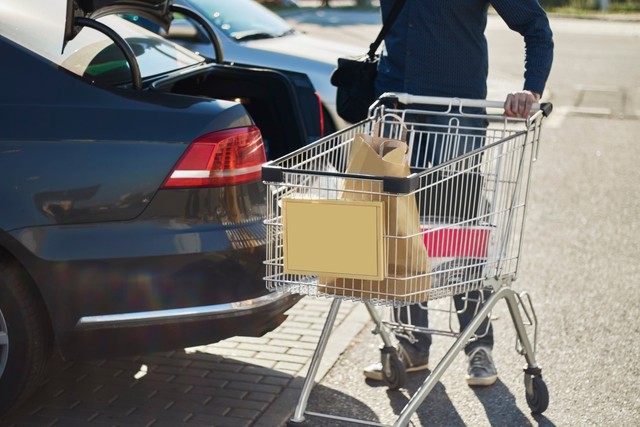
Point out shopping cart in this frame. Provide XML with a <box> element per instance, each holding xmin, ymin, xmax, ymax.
<box><xmin>262</xmin><ymin>93</ymin><xmax>553</xmax><ymax>426</ymax></box>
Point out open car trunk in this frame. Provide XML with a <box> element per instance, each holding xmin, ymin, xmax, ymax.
<box><xmin>154</xmin><ymin>63</ymin><xmax>322</xmax><ymax>160</ymax></box>
<box><xmin>64</xmin><ymin>2</ymin><xmax>323</xmax><ymax>160</ymax></box>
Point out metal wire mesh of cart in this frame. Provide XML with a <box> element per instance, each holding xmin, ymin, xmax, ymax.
<box><xmin>262</xmin><ymin>95</ymin><xmax>547</xmax><ymax>307</ymax></box>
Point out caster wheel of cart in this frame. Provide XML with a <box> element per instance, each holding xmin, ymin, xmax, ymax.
<box><xmin>524</xmin><ymin>373</ymin><xmax>549</xmax><ymax>414</ymax></box>
<box><xmin>381</xmin><ymin>347</ymin><xmax>407</xmax><ymax>390</ymax></box>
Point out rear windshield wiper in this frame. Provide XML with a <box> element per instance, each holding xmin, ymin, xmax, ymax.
<box><xmin>233</xmin><ymin>30</ymin><xmax>275</xmax><ymax>41</ymax></box>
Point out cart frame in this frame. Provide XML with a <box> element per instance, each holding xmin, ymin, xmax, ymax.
<box><xmin>262</xmin><ymin>93</ymin><xmax>552</xmax><ymax>426</ymax></box>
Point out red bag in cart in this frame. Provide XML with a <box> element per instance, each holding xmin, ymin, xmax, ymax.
<box><xmin>423</xmin><ymin>225</ymin><xmax>491</xmax><ymax>259</ymax></box>
<box><xmin>420</xmin><ymin>221</ymin><xmax>493</xmax><ymax>294</ymax></box>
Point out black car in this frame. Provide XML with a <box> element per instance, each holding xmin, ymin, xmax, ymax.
<box><xmin>0</xmin><ymin>0</ymin><xmax>318</xmax><ymax>417</ymax></box>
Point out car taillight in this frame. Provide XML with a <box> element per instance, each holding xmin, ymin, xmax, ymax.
<box><xmin>315</xmin><ymin>91</ymin><xmax>325</xmax><ymax>137</ymax></box>
<box><xmin>161</xmin><ymin>126</ymin><xmax>266</xmax><ymax>188</ymax></box>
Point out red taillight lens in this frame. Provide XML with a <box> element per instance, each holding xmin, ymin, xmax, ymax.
<box><xmin>315</xmin><ymin>91</ymin><xmax>325</xmax><ymax>137</ymax></box>
<box><xmin>162</xmin><ymin>126</ymin><xmax>266</xmax><ymax>188</ymax></box>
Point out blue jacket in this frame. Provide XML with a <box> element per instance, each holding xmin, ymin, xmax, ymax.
<box><xmin>375</xmin><ymin>0</ymin><xmax>554</xmax><ymax>99</ymax></box>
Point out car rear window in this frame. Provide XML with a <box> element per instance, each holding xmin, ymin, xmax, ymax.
<box><xmin>62</xmin><ymin>16</ymin><xmax>205</xmax><ymax>84</ymax></box>
<box><xmin>0</xmin><ymin>0</ymin><xmax>204</xmax><ymax>85</ymax></box>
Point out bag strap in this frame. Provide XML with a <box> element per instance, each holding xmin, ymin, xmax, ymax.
<box><xmin>367</xmin><ymin>0</ymin><xmax>407</xmax><ymax>61</ymax></box>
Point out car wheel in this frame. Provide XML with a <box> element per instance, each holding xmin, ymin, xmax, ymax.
<box><xmin>0</xmin><ymin>261</ymin><xmax>52</xmax><ymax>418</ymax></box>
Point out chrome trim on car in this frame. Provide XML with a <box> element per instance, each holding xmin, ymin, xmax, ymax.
<box><xmin>75</xmin><ymin>292</ymin><xmax>294</xmax><ymax>330</ymax></box>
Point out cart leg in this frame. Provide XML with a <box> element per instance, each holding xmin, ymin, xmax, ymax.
<box><xmin>364</xmin><ymin>302</ymin><xmax>408</xmax><ymax>389</ymax></box>
<box><xmin>503</xmin><ymin>290</ymin><xmax>549</xmax><ymax>414</ymax></box>
<box><xmin>364</xmin><ymin>301</ymin><xmax>395</xmax><ymax>348</ymax></box>
<box><xmin>503</xmin><ymin>290</ymin><xmax>538</xmax><ymax>368</ymax></box>
<box><xmin>393</xmin><ymin>287</ymin><xmax>511</xmax><ymax>427</ymax></box>
<box><xmin>290</xmin><ymin>298</ymin><xmax>342</xmax><ymax>424</ymax></box>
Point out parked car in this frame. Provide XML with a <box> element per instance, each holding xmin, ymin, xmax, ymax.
<box><xmin>140</xmin><ymin>0</ymin><xmax>363</xmax><ymax>133</ymax></box>
<box><xmin>0</xmin><ymin>0</ymin><xmax>322</xmax><ymax>417</ymax></box>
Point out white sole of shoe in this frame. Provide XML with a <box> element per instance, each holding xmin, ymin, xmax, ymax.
<box><xmin>405</xmin><ymin>363</ymin><xmax>429</xmax><ymax>373</ymax></box>
<box><xmin>363</xmin><ymin>362</ymin><xmax>429</xmax><ymax>382</ymax></box>
<box><xmin>466</xmin><ymin>374</ymin><xmax>498</xmax><ymax>386</ymax></box>
<box><xmin>363</xmin><ymin>371</ymin><xmax>384</xmax><ymax>381</ymax></box>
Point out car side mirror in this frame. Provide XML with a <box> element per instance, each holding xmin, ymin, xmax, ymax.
<box><xmin>167</xmin><ymin>19</ymin><xmax>201</xmax><ymax>41</ymax></box>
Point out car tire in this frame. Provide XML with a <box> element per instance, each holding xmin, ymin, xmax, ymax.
<box><xmin>0</xmin><ymin>261</ymin><xmax>52</xmax><ymax>418</ymax></box>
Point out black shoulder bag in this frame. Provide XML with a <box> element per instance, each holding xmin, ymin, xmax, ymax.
<box><xmin>329</xmin><ymin>0</ymin><xmax>407</xmax><ymax>123</ymax></box>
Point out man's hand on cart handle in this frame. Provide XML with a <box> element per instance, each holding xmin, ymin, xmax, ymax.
<box><xmin>504</xmin><ymin>90</ymin><xmax>541</xmax><ymax>118</ymax></box>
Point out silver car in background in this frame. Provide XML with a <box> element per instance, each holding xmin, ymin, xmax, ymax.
<box><xmin>164</xmin><ymin>0</ymin><xmax>363</xmax><ymax>133</ymax></box>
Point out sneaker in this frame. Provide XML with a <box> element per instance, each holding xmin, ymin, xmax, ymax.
<box><xmin>363</xmin><ymin>345</ymin><xmax>429</xmax><ymax>381</ymax></box>
<box><xmin>466</xmin><ymin>346</ymin><xmax>498</xmax><ymax>386</ymax></box>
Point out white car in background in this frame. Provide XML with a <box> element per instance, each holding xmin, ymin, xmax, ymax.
<box><xmin>163</xmin><ymin>0</ymin><xmax>363</xmax><ymax>133</ymax></box>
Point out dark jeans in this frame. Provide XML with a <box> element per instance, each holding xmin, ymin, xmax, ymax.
<box><xmin>396</xmin><ymin>106</ymin><xmax>493</xmax><ymax>357</ymax></box>
<box><xmin>396</xmin><ymin>289</ymin><xmax>494</xmax><ymax>357</ymax></box>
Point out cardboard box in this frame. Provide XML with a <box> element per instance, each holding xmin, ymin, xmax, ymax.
<box><xmin>282</xmin><ymin>198</ymin><xmax>386</xmax><ymax>280</ymax></box>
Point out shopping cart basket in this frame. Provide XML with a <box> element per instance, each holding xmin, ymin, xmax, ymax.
<box><xmin>263</xmin><ymin>93</ymin><xmax>553</xmax><ymax>426</ymax></box>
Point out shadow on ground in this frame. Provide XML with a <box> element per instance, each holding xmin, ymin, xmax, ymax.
<box><xmin>302</xmin><ymin>368</ymin><xmax>550</xmax><ymax>426</ymax></box>
<box><xmin>1</xmin><ymin>350</ymin><xmax>297</xmax><ymax>427</ymax></box>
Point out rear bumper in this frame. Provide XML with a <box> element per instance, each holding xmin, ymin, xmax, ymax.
<box><xmin>75</xmin><ymin>291</ymin><xmax>298</xmax><ymax>331</ymax></box>
<box><xmin>60</xmin><ymin>292</ymin><xmax>302</xmax><ymax>359</ymax></box>
<box><xmin>4</xmin><ymin>183</ymin><xmax>291</xmax><ymax>358</ymax></box>
<box><xmin>8</xmin><ymin>217</ymin><xmax>295</xmax><ymax>358</ymax></box>
<box><xmin>10</xmin><ymin>214</ymin><xmax>271</xmax><ymax>329</ymax></box>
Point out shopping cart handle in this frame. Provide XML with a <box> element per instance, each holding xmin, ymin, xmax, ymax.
<box><xmin>378</xmin><ymin>92</ymin><xmax>553</xmax><ymax>117</ymax></box>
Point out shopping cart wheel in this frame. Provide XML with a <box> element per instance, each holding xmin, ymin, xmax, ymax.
<box><xmin>381</xmin><ymin>346</ymin><xmax>406</xmax><ymax>390</ymax></box>
<box><xmin>524</xmin><ymin>368</ymin><xmax>549</xmax><ymax>414</ymax></box>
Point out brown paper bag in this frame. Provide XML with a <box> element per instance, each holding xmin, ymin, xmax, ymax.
<box><xmin>319</xmin><ymin>131</ymin><xmax>431</xmax><ymax>303</ymax></box>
